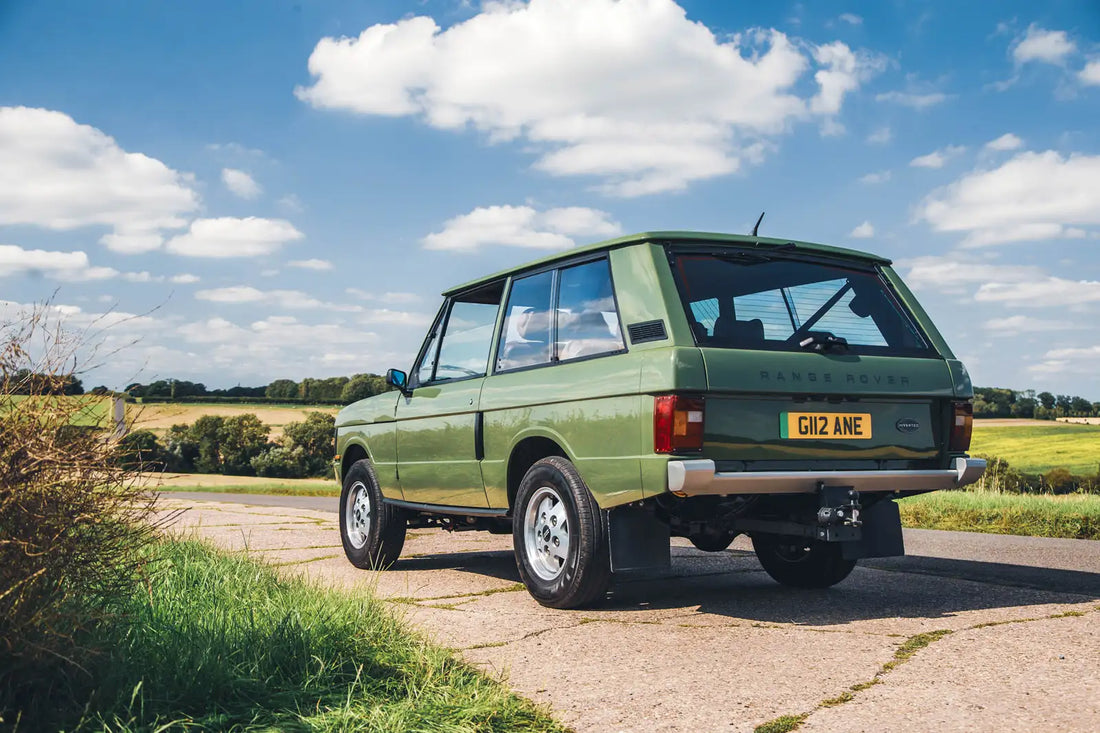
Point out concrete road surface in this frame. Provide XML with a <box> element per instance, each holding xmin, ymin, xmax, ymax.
<box><xmin>160</xmin><ymin>493</ymin><xmax>1100</xmax><ymax>733</ymax></box>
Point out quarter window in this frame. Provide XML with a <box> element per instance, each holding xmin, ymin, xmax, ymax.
<box><xmin>496</xmin><ymin>271</ymin><xmax>554</xmax><ymax>371</ymax></box>
<box><xmin>556</xmin><ymin>260</ymin><xmax>623</xmax><ymax>361</ymax></box>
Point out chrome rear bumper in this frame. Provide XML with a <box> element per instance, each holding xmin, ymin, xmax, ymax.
<box><xmin>667</xmin><ymin>457</ymin><xmax>986</xmax><ymax>497</ymax></box>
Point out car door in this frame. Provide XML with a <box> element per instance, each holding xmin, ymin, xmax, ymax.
<box><xmin>395</xmin><ymin>281</ymin><xmax>503</xmax><ymax>508</ymax></box>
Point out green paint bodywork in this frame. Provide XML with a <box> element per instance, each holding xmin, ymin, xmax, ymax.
<box><xmin>335</xmin><ymin>232</ymin><xmax>972</xmax><ymax>512</ymax></box>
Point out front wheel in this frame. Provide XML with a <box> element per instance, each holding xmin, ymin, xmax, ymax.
<box><xmin>513</xmin><ymin>457</ymin><xmax>611</xmax><ymax>609</ymax></box>
<box><xmin>751</xmin><ymin>534</ymin><xmax>856</xmax><ymax>588</ymax></box>
<box><xmin>340</xmin><ymin>459</ymin><xmax>406</xmax><ymax>568</ymax></box>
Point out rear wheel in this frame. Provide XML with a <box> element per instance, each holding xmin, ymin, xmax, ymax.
<box><xmin>751</xmin><ymin>534</ymin><xmax>856</xmax><ymax>588</ymax></box>
<box><xmin>340</xmin><ymin>459</ymin><xmax>406</xmax><ymax>568</ymax></box>
<box><xmin>513</xmin><ymin>456</ymin><xmax>611</xmax><ymax>609</ymax></box>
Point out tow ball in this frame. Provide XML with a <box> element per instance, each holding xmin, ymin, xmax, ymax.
<box><xmin>815</xmin><ymin>485</ymin><xmax>862</xmax><ymax>542</ymax></box>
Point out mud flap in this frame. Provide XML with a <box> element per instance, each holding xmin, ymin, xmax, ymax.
<box><xmin>842</xmin><ymin>498</ymin><xmax>905</xmax><ymax>560</ymax></box>
<box><xmin>607</xmin><ymin>504</ymin><xmax>671</xmax><ymax>572</ymax></box>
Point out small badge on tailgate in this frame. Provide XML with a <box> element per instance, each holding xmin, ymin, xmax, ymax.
<box><xmin>896</xmin><ymin>418</ymin><xmax>920</xmax><ymax>433</ymax></box>
<box><xmin>780</xmin><ymin>412</ymin><xmax>873</xmax><ymax>439</ymax></box>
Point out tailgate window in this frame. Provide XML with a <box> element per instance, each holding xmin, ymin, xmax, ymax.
<box><xmin>672</xmin><ymin>251</ymin><xmax>933</xmax><ymax>357</ymax></box>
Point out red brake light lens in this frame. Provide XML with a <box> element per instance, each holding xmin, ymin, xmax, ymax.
<box><xmin>654</xmin><ymin>395</ymin><xmax>705</xmax><ymax>453</ymax></box>
<box><xmin>949</xmin><ymin>401</ymin><xmax>973</xmax><ymax>452</ymax></box>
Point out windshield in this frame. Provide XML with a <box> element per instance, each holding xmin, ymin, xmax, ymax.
<box><xmin>670</xmin><ymin>251</ymin><xmax>934</xmax><ymax>357</ymax></box>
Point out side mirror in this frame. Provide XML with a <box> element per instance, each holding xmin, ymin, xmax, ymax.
<box><xmin>386</xmin><ymin>368</ymin><xmax>411</xmax><ymax>395</ymax></box>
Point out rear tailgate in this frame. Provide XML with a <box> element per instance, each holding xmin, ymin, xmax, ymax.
<box><xmin>699</xmin><ymin>349</ymin><xmax>953</xmax><ymax>463</ymax></box>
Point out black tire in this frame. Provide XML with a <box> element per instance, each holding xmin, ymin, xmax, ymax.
<box><xmin>340</xmin><ymin>459</ymin><xmax>406</xmax><ymax>568</ymax></box>
<box><xmin>688</xmin><ymin>529</ymin><xmax>737</xmax><ymax>552</ymax></box>
<box><xmin>751</xmin><ymin>534</ymin><xmax>856</xmax><ymax>588</ymax></box>
<box><xmin>513</xmin><ymin>456</ymin><xmax>611</xmax><ymax>609</ymax></box>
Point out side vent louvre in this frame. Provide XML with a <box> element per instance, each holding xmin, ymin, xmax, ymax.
<box><xmin>627</xmin><ymin>320</ymin><xmax>668</xmax><ymax>344</ymax></box>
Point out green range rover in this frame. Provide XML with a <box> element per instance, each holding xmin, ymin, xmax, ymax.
<box><xmin>335</xmin><ymin>231</ymin><xmax>985</xmax><ymax>608</ymax></box>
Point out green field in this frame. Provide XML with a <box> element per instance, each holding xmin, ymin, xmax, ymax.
<box><xmin>899</xmin><ymin>491</ymin><xmax>1100</xmax><ymax>540</ymax></box>
<box><xmin>5</xmin><ymin>393</ymin><xmax>112</xmax><ymax>426</ymax></box>
<box><xmin>971</xmin><ymin>422</ymin><xmax>1100</xmax><ymax>475</ymax></box>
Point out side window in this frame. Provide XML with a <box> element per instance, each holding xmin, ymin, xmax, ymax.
<box><xmin>556</xmin><ymin>260</ymin><xmax>623</xmax><ymax>361</ymax></box>
<box><xmin>497</xmin><ymin>271</ymin><xmax>553</xmax><ymax>371</ymax></box>
<box><xmin>433</xmin><ymin>284</ymin><xmax>503</xmax><ymax>381</ymax></box>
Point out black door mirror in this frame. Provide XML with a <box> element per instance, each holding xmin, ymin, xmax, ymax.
<box><xmin>386</xmin><ymin>368</ymin><xmax>410</xmax><ymax>395</ymax></box>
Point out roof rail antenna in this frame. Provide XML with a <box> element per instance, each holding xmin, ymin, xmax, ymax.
<box><xmin>751</xmin><ymin>211</ymin><xmax>765</xmax><ymax>237</ymax></box>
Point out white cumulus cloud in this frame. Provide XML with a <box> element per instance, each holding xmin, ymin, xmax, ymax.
<box><xmin>984</xmin><ymin>133</ymin><xmax>1023</xmax><ymax>151</ymax></box>
<box><xmin>221</xmin><ymin>168</ymin><xmax>262</xmax><ymax>199</ymax></box>
<box><xmin>858</xmin><ymin>170</ymin><xmax>890</xmax><ymax>184</ymax></box>
<box><xmin>916</xmin><ymin>150</ymin><xmax>1100</xmax><ymax>247</ymax></box>
<box><xmin>984</xmin><ymin>315</ymin><xmax>1077</xmax><ymax>334</ymax></box>
<box><xmin>875</xmin><ymin>90</ymin><xmax>949</xmax><ymax>109</ymax></box>
<box><xmin>974</xmin><ymin>277</ymin><xmax>1100</xmax><ymax>307</ymax></box>
<box><xmin>897</xmin><ymin>256</ymin><xmax>1041</xmax><ymax>295</ymax></box>
<box><xmin>194</xmin><ymin>285</ymin><xmax>361</xmax><ymax>311</ymax></box>
<box><xmin>295</xmin><ymin>0</ymin><xmax>881</xmax><ymax>196</ymax></box>
<box><xmin>910</xmin><ymin>145</ymin><xmax>967</xmax><ymax>169</ymax></box>
<box><xmin>423</xmin><ymin>205</ymin><xmax>622</xmax><ymax>252</ymax></box>
<box><xmin>288</xmin><ymin>258</ymin><xmax>333</xmax><ymax>271</ymax></box>
<box><xmin>849</xmin><ymin>221</ymin><xmax>874</xmax><ymax>238</ymax></box>
<box><xmin>1012</xmin><ymin>25</ymin><xmax>1076</xmax><ymax>66</ymax></box>
<box><xmin>0</xmin><ymin>244</ymin><xmax>115</xmax><ymax>281</ymax></box>
<box><xmin>165</xmin><ymin>217</ymin><xmax>304</xmax><ymax>258</ymax></box>
<box><xmin>0</xmin><ymin>106</ymin><xmax>198</xmax><ymax>251</ymax></box>
<box><xmin>1079</xmin><ymin>60</ymin><xmax>1100</xmax><ymax>86</ymax></box>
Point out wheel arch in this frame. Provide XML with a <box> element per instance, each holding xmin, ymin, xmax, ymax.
<box><xmin>340</xmin><ymin>440</ymin><xmax>372</xmax><ymax>481</ymax></box>
<box><xmin>506</xmin><ymin>434</ymin><xmax>569</xmax><ymax>511</ymax></box>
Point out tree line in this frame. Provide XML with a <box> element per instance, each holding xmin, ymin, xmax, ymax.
<box><xmin>121</xmin><ymin>373</ymin><xmax>391</xmax><ymax>404</ymax></box>
<box><xmin>973</xmin><ymin>387</ymin><xmax>1100</xmax><ymax>420</ymax></box>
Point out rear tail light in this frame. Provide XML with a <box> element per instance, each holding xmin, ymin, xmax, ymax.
<box><xmin>949</xmin><ymin>401</ymin><xmax>973</xmax><ymax>452</ymax></box>
<box><xmin>654</xmin><ymin>395</ymin><xmax>705</xmax><ymax>453</ymax></box>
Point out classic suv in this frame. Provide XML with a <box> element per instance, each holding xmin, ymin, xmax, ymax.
<box><xmin>334</xmin><ymin>232</ymin><xmax>985</xmax><ymax>608</ymax></box>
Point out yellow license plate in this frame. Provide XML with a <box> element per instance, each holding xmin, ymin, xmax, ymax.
<box><xmin>781</xmin><ymin>412</ymin><xmax>872</xmax><ymax>440</ymax></box>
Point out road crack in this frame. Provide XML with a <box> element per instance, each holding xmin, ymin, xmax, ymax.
<box><xmin>753</xmin><ymin>604</ymin><xmax>1100</xmax><ymax>733</ymax></box>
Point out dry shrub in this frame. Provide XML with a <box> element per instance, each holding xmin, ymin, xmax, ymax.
<box><xmin>0</xmin><ymin>305</ymin><xmax>159</xmax><ymax>700</ymax></box>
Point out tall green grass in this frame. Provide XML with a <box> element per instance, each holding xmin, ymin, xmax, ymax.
<box><xmin>971</xmin><ymin>423</ymin><xmax>1100</xmax><ymax>475</ymax></box>
<box><xmin>899</xmin><ymin>491</ymin><xmax>1100</xmax><ymax>540</ymax></box>
<box><xmin>3</xmin><ymin>540</ymin><xmax>563</xmax><ymax>732</ymax></box>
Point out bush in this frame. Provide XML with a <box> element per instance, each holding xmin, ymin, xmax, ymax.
<box><xmin>251</xmin><ymin>445</ymin><xmax>309</xmax><ymax>478</ymax></box>
<box><xmin>117</xmin><ymin>428</ymin><xmax>164</xmax><ymax>470</ymax></box>
<box><xmin>0</xmin><ymin>306</ymin><xmax>156</xmax><ymax>713</ymax></box>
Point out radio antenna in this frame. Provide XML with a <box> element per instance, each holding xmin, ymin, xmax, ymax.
<box><xmin>751</xmin><ymin>211</ymin><xmax>765</xmax><ymax>237</ymax></box>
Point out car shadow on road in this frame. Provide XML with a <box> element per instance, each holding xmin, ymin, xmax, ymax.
<box><xmin>604</xmin><ymin>548</ymin><xmax>1100</xmax><ymax>625</ymax></box>
<box><xmin>392</xmin><ymin>546</ymin><xmax>1100</xmax><ymax>625</ymax></box>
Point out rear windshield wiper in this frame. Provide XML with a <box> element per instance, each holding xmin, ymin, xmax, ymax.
<box><xmin>798</xmin><ymin>331</ymin><xmax>849</xmax><ymax>354</ymax></box>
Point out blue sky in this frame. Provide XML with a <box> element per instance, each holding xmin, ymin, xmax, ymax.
<box><xmin>1</xmin><ymin>0</ymin><xmax>1098</xmax><ymax>396</ymax></box>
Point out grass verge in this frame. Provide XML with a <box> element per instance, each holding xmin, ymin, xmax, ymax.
<box><xmin>3</xmin><ymin>539</ymin><xmax>563</xmax><ymax>732</ymax></box>
<box><xmin>156</xmin><ymin>482</ymin><xmax>339</xmax><ymax>497</ymax></box>
<box><xmin>899</xmin><ymin>491</ymin><xmax>1100</xmax><ymax>540</ymax></box>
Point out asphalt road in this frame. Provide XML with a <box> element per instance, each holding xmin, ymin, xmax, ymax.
<box><xmin>163</xmin><ymin>490</ymin><xmax>1100</xmax><ymax>594</ymax></box>
<box><xmin>160</xmin><ymin>493</ymin><xmax>1100</xmax><ymax>732</ymax></box>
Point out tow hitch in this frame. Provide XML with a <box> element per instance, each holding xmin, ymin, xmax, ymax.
<box><xmin>814</xmin><ymin>485</ymin><xmax>862</xmax><ymax>542</ymax></box>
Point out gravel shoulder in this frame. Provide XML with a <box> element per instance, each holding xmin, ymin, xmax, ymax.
<box><xmin>159</xmin><ymin>496</ymin><xmax>1100</xmax><ymax>733</ymax></box>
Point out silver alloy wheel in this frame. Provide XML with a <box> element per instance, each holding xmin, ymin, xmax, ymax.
<box><xmin>523</xmin><ymin>486</ymin><xmax>571</xmax><ymax>581</ymax></box>
<box><xmin>345</xmin><ymin>480</ymin><xmax>372</xmax><ymax>549</ymax></box>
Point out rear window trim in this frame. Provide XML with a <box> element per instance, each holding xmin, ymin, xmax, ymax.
<box><xmin>665</xmin><ymin>245</ymin><xmax>939</xmax><ymax>359</ymax></box>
